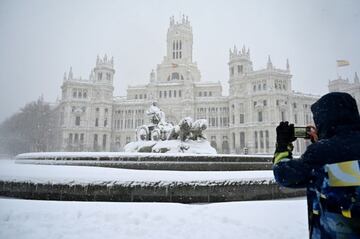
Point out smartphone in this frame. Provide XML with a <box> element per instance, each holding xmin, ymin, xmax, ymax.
<box><xmin>294</xmin><ymin>126</ymin><xmax>311</xmax><ymax>139</ymax></box>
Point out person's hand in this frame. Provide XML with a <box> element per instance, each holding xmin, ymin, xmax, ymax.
<box><xmin>274</xmin><ymin>121</ymin><xmax>296</xmax><ymax>163</ymax></box>
<box><xmin>276</xmin><ymin>121</ymin><xmax>296</xmax><ymax>145</ymax></box>
<box><xmin>307</xmin><ymin>125</ymin><xmax>318</xmax><ymax>143</ymax></box>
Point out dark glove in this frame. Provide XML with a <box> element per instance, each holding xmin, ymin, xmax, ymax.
<box><xmin>275</xmin><ymin>121</ymin><xmax>296</xmax><ymax>153</ymax></box>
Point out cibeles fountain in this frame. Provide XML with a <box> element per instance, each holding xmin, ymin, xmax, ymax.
<box><xmin>124</xmin><ymin>102</ymin><xmax>217</xmax><ymax>154</ymax></box>
<box><xmin>6</xmin><ymin>104</ymin><xmax>304</xmax><ymax>203</ymax></box>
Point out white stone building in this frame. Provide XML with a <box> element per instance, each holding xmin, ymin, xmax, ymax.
<box><xmin>328</xmin><ymin>72</ymin><xmax>360</xmax><ymax>111</ymax></box>
<box><xmin>58</xmin><ymin>16</ymin><xmax>320</xmax><ymax>154</ymax></box>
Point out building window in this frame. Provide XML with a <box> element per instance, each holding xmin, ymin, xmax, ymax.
<box><xmin>174</xmin><ymin>90</ymin><xmax>177</xmax><ymax>97</ymax></box>
<box><xmin>209</xmin><ymin>92</ymin><xmax>212</xmax><ymax>96</ymax></box>
<box><xmin>135</xmin><ymin>95</ymin><xmax>138</xmax><ymax>99</ymax></box>
<box><xmin>179</xmin><ymin>90</ymin><xmax>182</xmax><ymax>97</ymax></box>
<box><xmin>281</xmin><ymin>111</ymin><xmax>286</xmax><ymax>121</ymax></box>
<box><xmin>254</xmin><ymin>131</ymin><xmax>258</xmax><ymax>150</ymax></box>
<box><xmin>74</xmin><ymin>134</ymin><xmax>79</xmax><ymax>144</ymax></box>
<box><xmin>231</xmin><ymin>67</ymin><xmax>234</xmax><ymax>76</ymax></box>
<box><xmin>169</xmin><ymin>90</ymin><xmax>172</xmax><ymax>98</ymax></box>
<box><xmin>93</xmin><ymin>134</ymin><xmax>98</xmax><ymax>149</ymax></box>
<box><xmin>80</xmin><ymin>133</ymin><xmax>84</xmax><ymax>143</ymax></box>
<box><xmin>164</xmin><ymin>91</ymin><xmax>167</xmax><ymax>98</ymax></box>
<box><xmin>95</xmin><ymin>118</ymin><xmax>99</xmax><ymax>127</ymax></box>
<box><xmin>238</xmin><ymin>65</ymin><xmax>243</xmax><ymax>73</ymax></box>
<box><xmin>258</xmin><ymin>111</ymin><xmax>263</xmax><ymax>122</ymax></box>
<box><xmin>239</xmin><ymin>114</ymin><xmax>244</xmax><ymax>124</ymax></box>
<box><xmin>98</xmin><ymin>72</ymin><xmax>102</xmax><ymax>80</ymax></box>
<box><xmin>263</xmin><ymin>84</ymin><xmax>267</xmax><ymax>90</ymax></box>
<box><xmin>171</xmin><ymin>72</ymin><xmax>180</xmax><ymax>80</ymax></box>
<box><xmin>232</xmin><ymin>132</ymin><xmax>236</xmax><ymax>150</ymax></box>
<box><xmin>263</xmin><ymin>100</ymin><xmax>267</xmax><ymax>106</ymax></box>
<box><xmin>253</xmin><ymin>85</ymin><xmax>256</xmax><ymax>91</ymax></box>
<box><xmin>260</xmin><ymin>131</ymin><xmax>264</xmax><ymax>149</ymax></box>
<box><xmin>69</xmin><ymin>133</ymin><xmax>73</xmax><ymax>144</ymax></box>
<box><xmin>294</xmin><ymin>114</ymin><xmax>298</xmax><ymax>124</ymax></box>
<box><xmin>75</xmin><ymin>116</ymin><xmax>80</xmax><ymax>126</ymax></box>
<box><xmin>265</xmin><ymin>130</ymin><xmax>269</xmax><ymax>150</ymax></box>
<box><xmin>204</xmin><ymin>92</ymin><xmax>207</xmax><ymax>97</ymax></box>
<box><xmin>159</xmin><ymin>91</ymin><xmax>162</xmax><ymax>98</ymax></box>
<box><xmin>240</xmin><ymin>132</ymin><xmax>245</xmax><ymax>149</ymax></box>
<box><xmin>102</xmin><ymin>134</ymin><xmax>107</xmax><ymax>149</ymax></box>
<box><xmin>73</xmin><ymin>90</ymin><xmax>77</xmax><ymax>98</ymax></box>
<box><xmin>104</xmin><ymin>118</ymin><xmax>107</xmax><ymax>127</ymax></box>
<box><xmin>199</xmin><ymin>92</ymin><xmax>202</xmax><ymax>97</ymax></box>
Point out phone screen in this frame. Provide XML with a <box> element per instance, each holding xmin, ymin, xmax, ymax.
<box><xmin>294</xmin><ymin>127</ymin><xmax>307</xmax><ymax>138</ymax></box>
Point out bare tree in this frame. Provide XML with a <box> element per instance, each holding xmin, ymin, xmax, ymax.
<box><xmin>0</xmin><ymin>97</ymin><xmax>59</xmax><ymax>156</ymax></box>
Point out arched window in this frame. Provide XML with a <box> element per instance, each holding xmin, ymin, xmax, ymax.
<box><xmin>173</xmin><ymin>41</ymin><xmax>175</xmax><ymax>50</ymax></box>
<box><xmin>176</xmin><ymin>41</ymin><xmax>178</xmax><ymax>50</ymax></box>
<box><xmin>179</xmin><ymin>41</ymin><xmax>182</xmax><ymax>50</ymax></box>
<box><xmin>258</xmin><ymin>111</ymin><xmax>263</xmax><ymax>122</ymax></box>
<box><xmin>171</xmin><ymin>72</ymin><xmax>180</xmax><ymax>80</ymax></box>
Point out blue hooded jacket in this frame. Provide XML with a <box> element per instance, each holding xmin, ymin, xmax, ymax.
<box><xmin>273</xmin><ymin>92</ymin><xmax>360</xmax><ymax>238</ymax></box>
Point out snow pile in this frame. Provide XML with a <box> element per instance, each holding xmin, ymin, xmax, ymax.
<box><xmin>0</xmin><ymin>160</ymin><xmax>274</xmax><ymax>186</ymax></box>
<box><xmin>0</xmin><ymin>198</ymin><xmax>308</xmax><ymax>239</ymax></box>
<box><xmin>124</xmin><ymin>139</ymin><xmax>217</xmax><ymax>154</ymax></box>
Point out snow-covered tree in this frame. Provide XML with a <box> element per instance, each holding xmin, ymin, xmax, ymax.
<box><xmin>0</xmin><ymin>97</ymin><xmax>59</xmax><ymax>155</ymax></box>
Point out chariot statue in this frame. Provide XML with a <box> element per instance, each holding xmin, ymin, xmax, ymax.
<box><xmin>127</xmin><ymin>102</ymin><xmax>215</xmax><ymax>154</ymax></box>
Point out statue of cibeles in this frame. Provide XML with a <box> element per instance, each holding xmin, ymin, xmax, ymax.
<box><xmin>130</xmin><ymin>102</ymin><xmax>214</xmax><ymax>154</ymax></box>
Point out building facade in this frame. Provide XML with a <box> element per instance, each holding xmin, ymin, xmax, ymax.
<box><xmin>328</xmin><ymin>72</ymin><xmax>360</xmax><ymax>111</ymax></box>
<box><xmin>58</xmin><ymin>16</ymin><xmax>320</xmax><ymax>154</ymax></box>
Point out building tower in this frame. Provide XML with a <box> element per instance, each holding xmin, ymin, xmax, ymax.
<box><xmin>228</xmin><ymin>45</ymin><xmax>253</xmax><ymax>95</ymax></box>
<box><xmin>156</xmin><ymin>15</ymin><xmax>201</xmax><ymax>83</ymax></box>
<box><xmin>167</xmin><ymin>15</ymin><xmax>193</xmax><ymax>64</ymax></box>
<box><xmin>90</xmin><ymin>55</ymin><xmax>115</xmax><ymax>151</ymax></box>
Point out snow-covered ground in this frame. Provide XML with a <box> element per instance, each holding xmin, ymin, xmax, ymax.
<box><xmin>0</xmin><ymin>197</ymin><xmax>308</xmax><ymax>239</ymax></box>
<box><xmin>0</xmin><ymin>160</ymin><xmax>274</xmax><ymax>185</ymax></box>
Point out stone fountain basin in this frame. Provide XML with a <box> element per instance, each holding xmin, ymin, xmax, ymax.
<box><xmin>0</xmin><ymin>159</ymin><xmax>304</xmax><ymax>202</ymax></box>
<box><xmin>15</xmin><ymin>152</ymin><xmax>274</xmax><ymax>171</ymax></box>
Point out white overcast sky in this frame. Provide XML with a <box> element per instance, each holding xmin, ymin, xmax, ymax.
<box><xmin>0</xmin><ymin>0</ymin><xmax>359</xmax><ymax>122</ymax></box>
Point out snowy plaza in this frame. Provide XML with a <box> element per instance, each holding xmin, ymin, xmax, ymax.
<box><xmin>0</xmin><ymin>159</ymin><xmax>308</xmax><ymax>238</ymax></box>
<box><xmin>1</xmin><ymin>0</ymin><xmax>360</xmax><ymax>238</ymax></box>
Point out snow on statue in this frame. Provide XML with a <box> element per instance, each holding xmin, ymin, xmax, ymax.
<box><xmin>125</xmin><ymin>102</ymin><xmax>216</xmax><ymax>154</ymax></box>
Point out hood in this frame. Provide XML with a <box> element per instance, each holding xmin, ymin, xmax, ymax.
<box><xmin>311</xmin><ymin>92</ymin><xmax>360</xmax><ymax>139</ymax></box>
